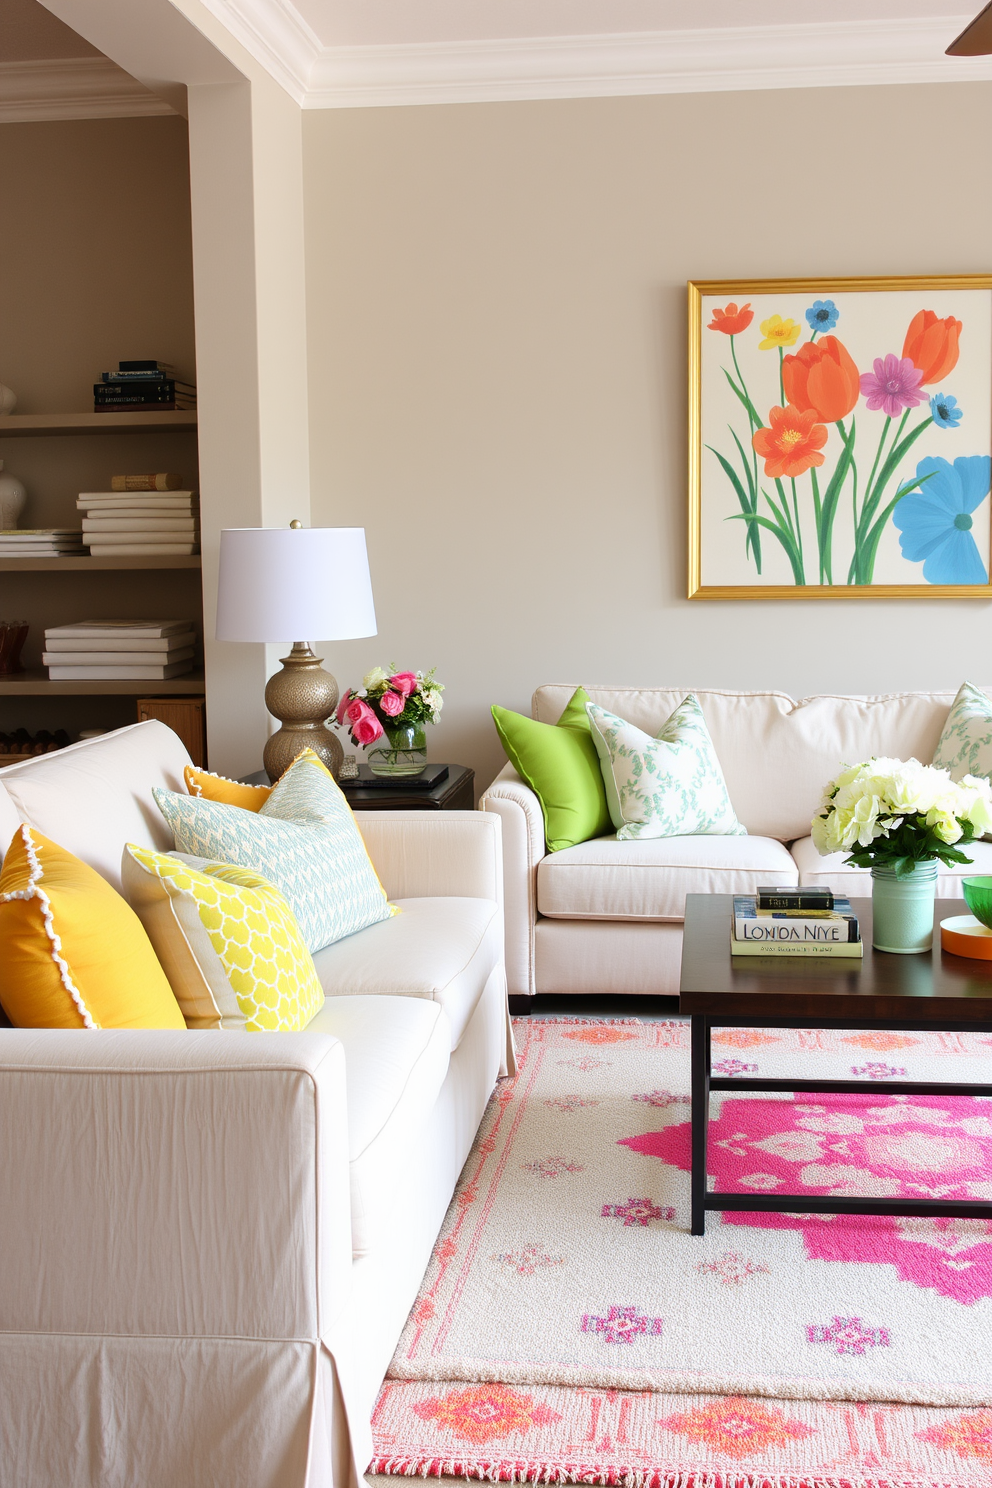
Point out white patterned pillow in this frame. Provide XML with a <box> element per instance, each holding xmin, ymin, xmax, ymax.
<box><xmin>153</xmin><ymin>749</ymin><xmax>395</xmax><ymax>953</ymax></box>
<box><xmin>585</xmin><ymin>696</ymin><xmax>746</xmax><ymax>842</ymax></box>
<box><xmin>933</xmin><ymin>682</ymin><xmax>992</xmax><ymax>783</ymax></box>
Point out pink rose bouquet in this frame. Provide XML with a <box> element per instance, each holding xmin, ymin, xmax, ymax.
<box><xmin>338</xmin><ymin>666</ymin><xmax>444</xmax><ymax>749</ymax></box>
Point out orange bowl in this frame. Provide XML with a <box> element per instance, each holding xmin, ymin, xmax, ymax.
<box><xmin>940</xmin><ymin>914</ymin><xmax>992</xmax><ymax>959</ymax></box>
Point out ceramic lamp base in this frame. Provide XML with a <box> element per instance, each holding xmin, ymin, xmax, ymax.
<box><xmin>263</xmin><ymin>643</ymin><xmax>344</xmax><ymax>783</ymax></box>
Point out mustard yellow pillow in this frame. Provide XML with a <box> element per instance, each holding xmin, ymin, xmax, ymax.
<box><xmin>184</xmin><ymin>764</ymin><xmax>272</xmax><ymax>812</ymax></box>
<box><xmin>0</xmin><ymin>825</ymin><xmax>185</xmax><ymax>1030</ymax></box>
<box><xmin>123</xmin><ymin>844</ymin><xmax>325</xmax><ymax>1031</ymax></box>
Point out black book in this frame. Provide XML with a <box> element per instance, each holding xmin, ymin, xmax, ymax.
<box><xmin>118</xmin><ymin>360</ymin><xmax>174</xmax><ymax>373</ymax></box>
<box><xmin>338</xmin><ymin>763</ymin><xmax>449</xmax><ymax>791</ymax></box>
<box><xmin>756</xmin><ymin>886</ymin><xmax>834</xmax><ymax>910</ymax></box>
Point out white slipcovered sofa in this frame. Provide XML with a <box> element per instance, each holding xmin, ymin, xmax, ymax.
<box><xmin>481</xmin><ymin>685</ymin><xmax>990</xmax><ymax>1006</ymax></box>
<box><xmin>0</xmin><ymin>720</ymin><xmax>511</xmax><ymax>1488</ymax></box>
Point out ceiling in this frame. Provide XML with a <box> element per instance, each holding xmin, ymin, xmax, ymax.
<box><xmin>289</xmin><ymin>0</ymin><xmax>970</xmax><ymax>51</ymax></box>
<box><xmin>5</xmin><ymin>0</ymin><xmax>990</xmax><ymax>113</ymax></box>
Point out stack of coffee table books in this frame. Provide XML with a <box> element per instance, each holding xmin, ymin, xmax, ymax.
<box><xmin>731</xmin><ymin>886</ymin><xmax>863</xmax><ymax>959</ymax></box>
<box><xmin>42</xmin><ymin>620</ymin><xmax>197</xmax><ymax>680</ymax></box>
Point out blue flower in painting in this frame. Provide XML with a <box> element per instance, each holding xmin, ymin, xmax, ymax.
<box><xmin>805</xmin><ymin>299</ymin><xmax>839</xmax><ymax>333</ymax></box>
<box><xmin>929</xmin><ymin>393</ymin><xmax>962</xmax><ymax>429</ymax></box>
<box><xmin>893</xmin><ymin>455</ymin><xmax>990</xmax><ymax>584</ymax></box>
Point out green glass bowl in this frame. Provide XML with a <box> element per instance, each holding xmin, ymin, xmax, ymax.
<box><xmin>962</xmin><ymin>876</ymin><xmax>992</xmax><ymax>929</ymax></box>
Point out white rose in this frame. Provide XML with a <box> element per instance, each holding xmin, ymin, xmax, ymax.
<box><xmin>363</xmin><ymin>666</ymin><xmax>389</xmax><ymax>689</ymax></box>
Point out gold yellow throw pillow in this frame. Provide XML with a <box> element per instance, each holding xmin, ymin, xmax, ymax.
<box><xmin>123</xmin><ymin>844</ymin><xmax>325</xmax><ymax>1031</ymax></box>
<box><xmin>184</xmin><ymin>765</ymin><xmax>272</xmax><ymax>812</ymax></box>
<box><xmin>0</xmin><ymin>825</ymin><xmax>185</xmax><ymax>1030</ymax></box>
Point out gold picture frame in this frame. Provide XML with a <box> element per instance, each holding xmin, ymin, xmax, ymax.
<box><xmin>688</xmin><ymin>275</ymin><xmax>992</xmax><ymax>599</ymax></box>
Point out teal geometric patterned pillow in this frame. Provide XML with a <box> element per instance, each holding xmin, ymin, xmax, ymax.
<box><xmin>933</xmin><ymin>681</ymin><xmax>992</xmax><ymax>783</ymax></box>
<box><xmin>585</xmin><ymin>696</ymin><xmax>746</xmax><ymax>842</ymax></box>
<box><xmin>153</xmin><ymin>750</ymin><xmax>394</xmax><ymax>953</ymax></box>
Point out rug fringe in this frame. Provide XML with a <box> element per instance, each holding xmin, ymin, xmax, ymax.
<box><xmin>511</xmin><ymin>1017</ymin><xmax>649</xmax><ymax>1026</ymax></box>
<box><xmin>369</xmin><ymin>1455</ymin><xmax>957</xmax><ymax>1488</ymax></box>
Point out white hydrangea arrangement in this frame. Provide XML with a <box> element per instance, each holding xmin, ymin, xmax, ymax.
<box><xmin>811</xmin><ymin>756</ymin><xmax>992</xmax><ymax>877</ymax></box>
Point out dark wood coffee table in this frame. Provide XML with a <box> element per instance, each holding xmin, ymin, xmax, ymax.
<box><xmin>679</xmin><ymin>892</ymin><xmax>992</xmax><ymax>1235</ymax></box>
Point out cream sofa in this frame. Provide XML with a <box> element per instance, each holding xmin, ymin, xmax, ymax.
<box><xmin>0</xmin><ymin>720</ymin><xmax>511</xmax><ymax>1488</ymax></box>
<box><xmin>481</xmin><ymin>685</ymin><xmax>991</xmax><ymax>1006</ymax></box>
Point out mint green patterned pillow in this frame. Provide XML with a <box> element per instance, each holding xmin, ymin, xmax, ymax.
<box><xmin>586</xmin><ymin>696</ymin><xmax>746</xmax><ymax>842</ymax></box>
<box><xmin>153</xmin><ymin>751</ymin><xmax>394</xmax><ymax>952</ymax></box>
<box><xmin>933</xmin><ymin>681</ymin><xmax>992</xmax><ymax>783</ymax></box>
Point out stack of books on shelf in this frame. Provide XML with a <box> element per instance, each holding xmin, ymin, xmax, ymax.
<box><xmin>42</xmin><ymin>620</ymin><xmax>197</xmax><ymax>681</ymax></box>
<box><xmin>94</xmin><ymin>361</ymin><xmax>196</xmax><ymax>413</ymax></box>
<box><xmin>731</xmin><ymin>886</ymin><xmax>863</xmax><ymax>959</ymax></box>
<box><xmin>0</xmin><ymin>529</ymin><xmax>85</xmax><ymax>557</ymax></box>
<box><xmin>77</xmin><ymin>475</ymin><xmax>199</xmax><ymax>556</ymax></box>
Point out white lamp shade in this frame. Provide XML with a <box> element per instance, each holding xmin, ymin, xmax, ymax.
<box><xmin>215</xmin><ymin>526</ymin><xmax>377</xmax><ymax>642</ymax></box>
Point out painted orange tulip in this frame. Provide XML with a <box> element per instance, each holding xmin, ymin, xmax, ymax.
<box><xmin>902</xmin><ymin>310</ymin><xmax>962</xmax><ymax>385</ymax></box>
<box><xmin>752</xmin><ymin>405</ymin><xmax>828</xmax><ymax>480</ymax></box>
<box><xmin>708</xmin><ymin>302</ymin><xmax>753</xmax><ymax>335</ymax></box>
<box><xmin>782</xmin><ymin>335</ymin><xmax>860</xmax><ymax>424</ymax></box>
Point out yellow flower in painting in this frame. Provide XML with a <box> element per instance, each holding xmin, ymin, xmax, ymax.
<box><xmin>758</xmin><ymin>314</ymin><xmax>801</xmax><ymax>350</ymax></box>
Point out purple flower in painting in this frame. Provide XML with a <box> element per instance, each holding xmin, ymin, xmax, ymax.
<box><xmin>859</xmin><ymin>354</ymin><xmax>929</xmax><ymax>417</ymax></box>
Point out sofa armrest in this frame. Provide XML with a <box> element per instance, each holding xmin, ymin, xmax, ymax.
<box><xmin>0</xmin><ymin>1029</ymin><xmax>352</xmax><ymax>1342</ymax></box>
<box><xmin>480</xmin><ymin>765</ymin><xmax>546</xmax><ymax>1000</ymax></box>
<box><xmin>354</xmin><ymin>809</ymin><xmax>503</xmax><ymax>904</ymax></box>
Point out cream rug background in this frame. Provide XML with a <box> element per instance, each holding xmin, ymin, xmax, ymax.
<box><xmin>387</xmin><ymin>1018</ymin><xmax>992</xmax><ymax>1410</ymax></box>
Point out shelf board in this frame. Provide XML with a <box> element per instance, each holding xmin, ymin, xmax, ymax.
<box><xmin>0</xmin><ymin>555</ymin><xmax>201</xmax><ymax>572</ymax></box>
<box><xmin>0</xmin><ymin>411</ymin><xmax>197</xmax><ymax>437</ymax></box>
<box><xmin>0</xmin><ymin>671</ymin><xmax>206</xmax><ymax>697</ymax></box>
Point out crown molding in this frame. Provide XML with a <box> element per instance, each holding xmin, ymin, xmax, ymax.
<box><xmin>304</xmin><ymin>14</ymin><xmax>992</xmax><ymax>109</ymax></box>
<box><xmin>193</xmin><ymin>0</ymin><xmax>320</xmax><ymax>102</ymax></box>
<box><xmin>0</xmin><ymin>57</ymin><xmax>175</xmax><ymax>122</ymax></box>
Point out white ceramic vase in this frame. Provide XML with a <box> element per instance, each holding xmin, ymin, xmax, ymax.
<box><xmin>0</xmin><ymin>385</ymin><xmax>17</xmax><ymax>417</ymax></box>
<box><xmin>0</xmin><ymin>462</ymin><xmax>27</xmax><ymax>530</ymax></box>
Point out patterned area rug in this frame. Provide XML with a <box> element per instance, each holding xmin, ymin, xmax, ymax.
<box><xmin>371</xmin><ymin>1018</ymin><xmax>992</xmax><ymax>1487</ymax></box>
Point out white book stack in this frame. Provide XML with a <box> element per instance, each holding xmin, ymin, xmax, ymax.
<box><xmin>76</xmin><ymin>490</ymin><xmax>200</xmax><ymax>556</ymax></box>
<box><xmin>43</xmin><ymin>620</ymin><xmax>197</xmax><ymax>680</ymax></box>
<box><xmin>0</xmin><ymin>528</ymin><xmax>85</xmax><ymax>557</ymax></box>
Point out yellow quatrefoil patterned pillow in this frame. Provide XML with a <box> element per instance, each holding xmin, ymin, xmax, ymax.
<box><xmin>122</xmin><ymin>844</ymin><xmax>324</xmax><ymax>1032</ymax></box>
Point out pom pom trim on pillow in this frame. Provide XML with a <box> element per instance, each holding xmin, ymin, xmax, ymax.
<box><xmin>2</xmin><ymin>824</ymin><xmax>97</xmax><ymax>1027</ymax></box>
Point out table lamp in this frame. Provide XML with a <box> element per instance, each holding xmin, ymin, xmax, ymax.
<box><xmin>216</xmin><ymin>523</ymin><xmax>377</xmax><ymax>782</ymax></box>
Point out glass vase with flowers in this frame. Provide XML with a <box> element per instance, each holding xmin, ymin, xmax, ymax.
<box><xmin>337</xmin><ymin>667</ymin><xmax>444</xmax><ymax>777</ymax></box>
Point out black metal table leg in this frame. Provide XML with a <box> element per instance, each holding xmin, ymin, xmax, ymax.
<box><xmin>691</xmin><ymin>1014</ymin><xmax>709</xmax><ymax>1235</ymax></box>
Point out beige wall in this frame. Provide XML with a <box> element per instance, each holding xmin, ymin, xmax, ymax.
<box><xmin>303</xmin><ymin>81</ymin><xmax>992</xmax><ymax>794</ymax></box>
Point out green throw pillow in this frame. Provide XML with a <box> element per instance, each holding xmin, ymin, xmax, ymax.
<box><xmin>585</xmin><ymin>695</ymin><xmax>746</xmax><ymax>842</ymax></box>
<box><xmin>933</xmin><ymin>681</ymin><xmax>992</xmax><ymax>782</ymax></box>
<box><xmin>491</xmin><ymin>688</ymin><xmax>612</xmax><ymax>852</ymax></box>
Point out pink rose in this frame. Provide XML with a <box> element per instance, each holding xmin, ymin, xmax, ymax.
<box><xmin>389</xmin><ymin>672</ymin><xmax>417</xmax><ymax>697</ymax></box>
<box><xmin>336</xmin><ymin>689</ymin><xmax>354</xmax><ymax>726</ymax></box>
<box><xmin>352</xmin><ymin>713</ymin><xmax>383</xmax><ymax>746</ymax></box>
<box><xmin>346</xmin><ymin>697</ymin><xmax>369</xmax><ymax>726</ymax></box>
<box><xmin>379</xmin><ymin>690</ymin><xmax>405</xmax><ymax>717</ymax></box>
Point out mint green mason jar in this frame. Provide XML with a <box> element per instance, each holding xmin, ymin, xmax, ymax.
<box><xmin>870</xmin><ymin>861</ymin><xmax>938</xmax><ymax>954</ymax></box>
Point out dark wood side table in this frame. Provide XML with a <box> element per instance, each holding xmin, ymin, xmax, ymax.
<box><xmin>679</xmin><ymin>892</ymin><xmax>992</xmax><ymax>1236</ymax></box>
<box><xmin>241</xmin><ymin>763</ymin><xmax>475</xmax><ymax>811</ymax></box>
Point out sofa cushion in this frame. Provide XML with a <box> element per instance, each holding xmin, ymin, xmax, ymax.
<box><xmin>932</xmin><ymin>681</ymin><xmax>992</xmax><ymax>782</ymax></box>
<box><xmin>304</xmin><ymin>994</ymin><xmax>451</xmax><ymax>1257</ymax></box>
<box><xmin>534</xmin><ymin>686</ymin><xmax>968</xmax><ymax>843</ymax></box>
<box><xmin>491</xmin><ymin>688</ymin><xmax>611</xmax><ymax>852</ymax></box>
<box><xmin>154</xmin><ymin>750</ymin><xmax>394</xmax><ymax>953</ymax></box>
<box><xmin>537</xmin><ymin>834</ymin><xmax>797</xmax><ymax>921</ymax></box>
<box><xmin>0</xmin><ymin>825</ymin><xmax>185</xmax><ymax>1030</ymax></box>
<box><xmin>311</xmin><ymin>896</ymin><xmax>500</xmax><ymax>1050</ymax></box>
<box><xmin>792</xmin><ymin>833</ymin><xmax>992</xmax><ymax>897</ymax></box>
<box><xmin>0</xmin><ymin>782</ymin><xmax>18</xmax><ymax>864</ymax></box>
<box><xmin>123</xmin><ymin>844</ymin><xmax>324</xmax><ymax>1032</ymax></box>
<box><xmin>0</xmin><ymin>720</ymin><xmax>190</xmax><ymax>890</ymax></box>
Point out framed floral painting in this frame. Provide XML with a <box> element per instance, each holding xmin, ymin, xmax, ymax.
<box><xmin>688</xmin><ymin>276</ymin><xmax>992</xmax><ymax>598</ymax></box>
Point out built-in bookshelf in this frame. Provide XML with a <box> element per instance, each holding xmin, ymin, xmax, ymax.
<box><xmin>0</xmin><ymin>411</ymin><xmax>203</xmax><ymax>740</ymax></box>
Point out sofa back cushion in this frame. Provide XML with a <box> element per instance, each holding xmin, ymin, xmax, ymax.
<box><xmin>534</xmin><ymin>687</ymin><xmax>969</xmax><ymax>842</ymax></box>
<box><xmin>0</xmin><ymin>720</ymin><xmax>191</xmax><ymax>890</ymax></box>
<box><xmin>0</xmin><ymin>782</ymin><xmax>19</xmax><ymax>864</ymax></box>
